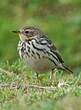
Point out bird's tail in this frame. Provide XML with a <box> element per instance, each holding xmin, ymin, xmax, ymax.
<box><xmin>62</xmin><ymin>64</ymin><xmax>73</xmax><ymax>73</ymax></box>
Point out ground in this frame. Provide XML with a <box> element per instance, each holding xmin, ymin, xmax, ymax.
<box><xmin>0</xmin><ymin>60</ymin><xmax>81</xmax><ymax>110</ymax></box>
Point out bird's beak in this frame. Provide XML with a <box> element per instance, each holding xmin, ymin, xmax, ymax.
<box><xmin>12</xmin><ymin>30</ymin><xmax>20</xmax><ymax>33</ymax></box>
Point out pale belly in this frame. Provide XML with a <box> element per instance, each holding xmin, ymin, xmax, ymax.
<box><xmin>22</xmin><ymin>55</ymin><xmax>55</xmax><ymax>73</ymax></box>
<box><xmin>18</xmin><ymin>41</ymin><xmax>56</xmax><ymax>73</ymax></box>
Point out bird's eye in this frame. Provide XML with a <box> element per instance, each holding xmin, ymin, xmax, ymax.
<box><xmin>25</xmin><ymin>31</ymin><xmax>29</xmax><ymax>34</ymax></box>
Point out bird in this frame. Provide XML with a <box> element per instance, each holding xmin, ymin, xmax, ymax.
<box><xmin>12</xmin><ymin>26</ymin><xmax>73</xmax><ymax>79</ymax></box>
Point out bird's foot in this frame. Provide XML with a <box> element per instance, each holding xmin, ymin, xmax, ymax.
<box><xmin>32</xmin><ymin>73</ymin><xmax>44</xmax><ymax>84</ymax></box>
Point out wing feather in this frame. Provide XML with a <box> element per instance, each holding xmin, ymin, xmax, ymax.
<box><xmin>39</xmin><ymin>35</ymin><xmax>64</xmax><ymax>64</ymax></box>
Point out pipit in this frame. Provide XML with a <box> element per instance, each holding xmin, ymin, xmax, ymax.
<box><xmin>13</xmin><ymin>26</ymin><xmax>73</xmax><ymax>79</ymax></box>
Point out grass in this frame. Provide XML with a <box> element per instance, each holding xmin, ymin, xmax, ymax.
<box><xmin>0</xmin><ymin>1</ymin><xmax>81</xmax><ymax>109</ymax></box>
<box><xmin>0</xmin><ymin>60</ymin><xmax>81</xmax><ymax>110</ymax></box>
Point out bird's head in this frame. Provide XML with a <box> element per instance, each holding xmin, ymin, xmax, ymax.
<box><xmin>12</xmin><ymin>26</ymin><xmax>42</xmax><ymax>41</ymax></box>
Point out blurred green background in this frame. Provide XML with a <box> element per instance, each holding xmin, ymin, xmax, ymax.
<box><xmin>0</xmin><ymin>0</ymin><xmax>81</xmax><ymax>71</ymax></box>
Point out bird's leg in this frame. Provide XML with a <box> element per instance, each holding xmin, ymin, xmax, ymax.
<box><xmin>33</xmin><ymin>73</ymin><xmax>41</xmax><ymax>84</ymax></box>
<box><xmin>50</xmin><ymin>69</ymin><xmax>54</xmax><ymax>81</ymax></box>
<box><xmin>49</xmin><ymin>68</ymin><xmax>58</xmax><ymax>86</ymax></box>
<box><xmin>35</xmin><ymin>73</ymin><xmax>39</xmax><ymax>79</ymax></box>
<box><xmin>32</xmin><ymin>72</ymin><xmax>39</xmax><ymax>79</ymax></box>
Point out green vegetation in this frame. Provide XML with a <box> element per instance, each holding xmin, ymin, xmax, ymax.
<box><xmin>0</xmin><ymin>60</ymin><xmax>81</xmax><ymax>110</ymax></box>
<box><xmin>0</xmin><ymin>0</ymin><xmax>81</xmax><ymax>110</ymax></box>
<box><xmin>0</xmin><ymin>0</ymin><xmax>81</xmax><ymax>69</ymax></box>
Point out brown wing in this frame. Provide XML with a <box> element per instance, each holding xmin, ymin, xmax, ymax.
<box><xmin>48</xmin><ymin>40</ymin><xmax>64</xmax><ymax>63</ymax></box>
<box><xmin>39</xmin><ymin>35</ymin><xmax>64</xmax><ymax>63</ymax></box>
